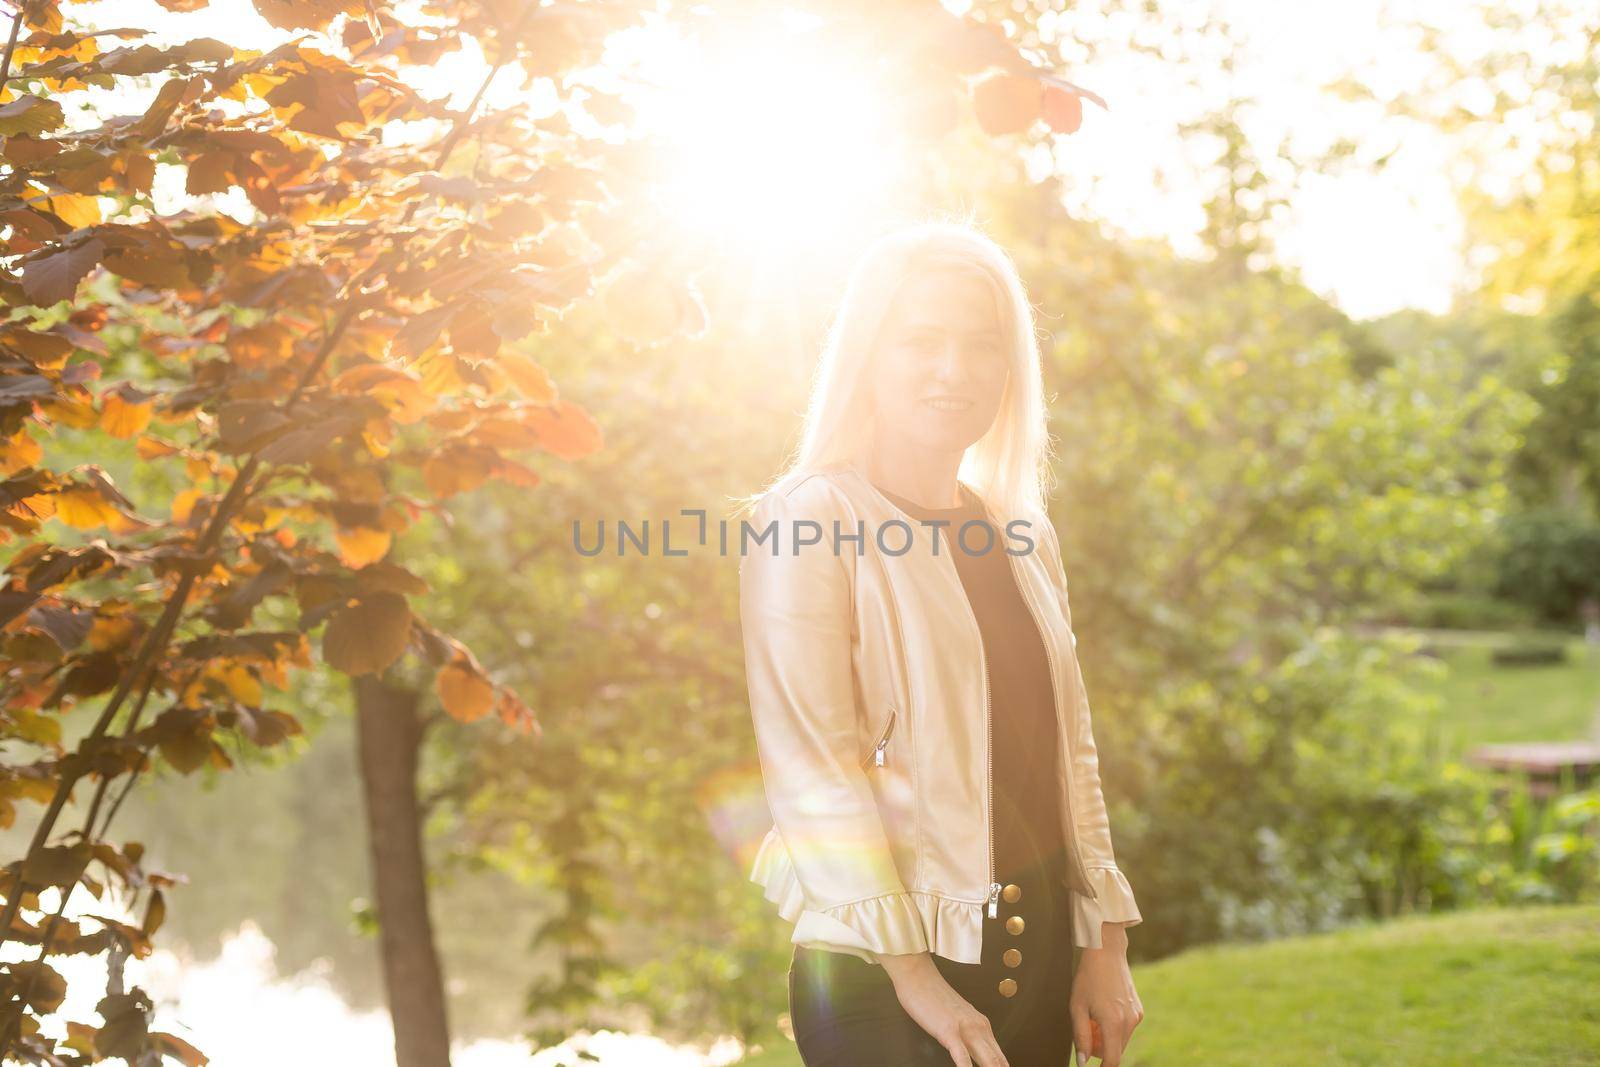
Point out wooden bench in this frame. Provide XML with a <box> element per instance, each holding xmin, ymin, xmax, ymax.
<box><xmin>1466</xmin><ymin>741</ymin><xmax>1600</xmax><ymax>798</ymax></box>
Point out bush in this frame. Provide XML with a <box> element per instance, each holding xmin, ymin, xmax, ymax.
<box><xmin>1406</xmin><ymin>591</ymin><xmax>1540</xmax><ymax>631</ymax></box>
<box><xmin>1490</xmin><ymin>641</ymin><xmax>1569</xmax><ymax>667</ymax></box>
<box><xmin>1491</xmin><ymin>509</ymin><xmax>1600</xmax><ymax>625</ymax></box>
<box><xmin>1117</xmin><ymin>628</ymin><xmax>1600</xmax><ymax>959</ymax></box>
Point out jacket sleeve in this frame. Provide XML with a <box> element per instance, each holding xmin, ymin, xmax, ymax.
<box><xmin>1035</xmin><ymin>510</ymin><xmax>1144</xmax><ymax>950</ymax></box>
<box><xmin>739</xmin><ymin>483</ymin><xmax>931</xmax><ymax>960</ymax></box>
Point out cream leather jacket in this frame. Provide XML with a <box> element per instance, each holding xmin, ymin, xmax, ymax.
<box><xmin>739</xmin><ymin>461</ymin><xmax>1142</xmax><ymax>966</ymax></box>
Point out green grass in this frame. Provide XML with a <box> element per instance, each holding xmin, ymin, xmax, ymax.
<box><xmin>1415</xmin><ymin>633</ymin><xmax>1600</xmax><ymax>753</ymax></box>
<box><xmin>737</xmin><ymin>904</ymin><xmax>1600</xmax><ymax>1066</ymax></box>
<box><xmin>1125</xmin><ymin>903</ymin><xmax>1600</xmax><ymax>1066</ymax></box>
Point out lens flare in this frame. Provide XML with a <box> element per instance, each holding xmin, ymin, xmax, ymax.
<box><xmin>620</xmin><ymin>14</ymin><xmax>908</xmax><ymax>254</ymax></box>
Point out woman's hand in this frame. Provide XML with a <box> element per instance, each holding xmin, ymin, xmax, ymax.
<box><xmin>877</xmin><ymin>951</ymin><xmax>1009</xmax><ymax>1067</ymax></box>
<box><xmin>1070</xmin><ymin>922</ymin><xmax>1143</xmax><ymax>1066</ymax></box>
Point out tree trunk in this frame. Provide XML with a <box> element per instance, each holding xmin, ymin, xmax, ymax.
<box><xmin>355</xmin><ymin>673</ymin><xmax>453</xmax><ymax>1067</ymax></box>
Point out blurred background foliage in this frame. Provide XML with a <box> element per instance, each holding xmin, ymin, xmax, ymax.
<box><xmin>11</xmin><ymin>0</ymin><xmax>1599</xmax><ymax>1057</ymax></box>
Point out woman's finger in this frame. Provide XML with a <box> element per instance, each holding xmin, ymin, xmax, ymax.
<box><xmin>1099</xmin><ymin>1010</ymin><xmax>1133</xmax><ymax>1067</ymax></box>
<box><xmin>1071</xmin><ymin>1001</ymin><xmax>1095</xmax><ymax>1063</ymax></box>
<box><xmin>952</xmin><ymin>1013</ymin><xmax>1005</xmax><ymax>1067</ymax></box>
<box><xmin>970</xmin><ymin>1027</ymin><xmax>1009</xmax><ymax>1067</ymax></box>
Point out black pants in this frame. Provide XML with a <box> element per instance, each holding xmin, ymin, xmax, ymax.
<box><xmin>788</xmin><ymin>860</ymin><xmax>1078</xmax><ymax>1067</ymax></box>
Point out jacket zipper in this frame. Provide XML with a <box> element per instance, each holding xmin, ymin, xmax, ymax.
<box><xmin>983</xmin><ymin>644</ymin><xmax>1001</xmax><ymax>917</ymax></box>
<box><xmin>862</xmin><ymin>706</ymin><xmax>897</xmax><ymax>769</ymax></box>
<box><xmin>1006</xmin><ymin>540</ymin><xmax>1099</xmax><ymax>902</ymax></box>
<box><xmin>934</xmin><ymin>518</ymin><xmax>1002</xmax><ymax>918</ymax></box>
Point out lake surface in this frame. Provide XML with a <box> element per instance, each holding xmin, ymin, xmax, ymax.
<box><xmin>8</xmin><ymin>887</ymin><xmax>745</xmax><ymax>1066</ymax></box>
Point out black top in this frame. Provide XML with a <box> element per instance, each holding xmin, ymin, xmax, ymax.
<box><xmin>872</xmin><ymin>481</ymin><xmax>1069</xmax><ymax>885</ymax></box>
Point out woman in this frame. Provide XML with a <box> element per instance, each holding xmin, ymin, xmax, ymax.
<box><xmin>737</xmin><ymin>220</ymin><xmax>1144</xmax><ymax>1067</ymax></box>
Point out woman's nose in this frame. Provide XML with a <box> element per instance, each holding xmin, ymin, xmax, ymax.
<box><xmin>931</xmin><ymin>339</ymin><xmax>968</xmax><ymax>381</ymax></box>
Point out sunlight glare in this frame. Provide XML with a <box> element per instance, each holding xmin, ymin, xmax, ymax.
<box><xmin>623</xmin><ymin>16</ymin><xmax>907</xmax><ymax>254</ymax></box>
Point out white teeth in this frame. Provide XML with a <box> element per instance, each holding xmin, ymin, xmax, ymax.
<box><xmin>923</xmin><ymin>398</ymin><xmax>972</xmax><ymax>412</ymax></box>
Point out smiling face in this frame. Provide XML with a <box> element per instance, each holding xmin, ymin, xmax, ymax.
<box><xmin>867</xmin><ymin>267</ymin><xmax>1011</xmax><ymax>457</ymax></box>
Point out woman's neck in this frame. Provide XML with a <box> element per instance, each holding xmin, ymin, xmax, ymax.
<box><xmin>862</xmin><ymin>435</ymin><xmax>965</xmax><ymax>510</ymax></box>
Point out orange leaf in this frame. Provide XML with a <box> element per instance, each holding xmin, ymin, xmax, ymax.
<box><xmin>973</xmin><ymin>72</ymin><xmax>1043</xmax><ymax>136</ymax></box>
<box><xmin>41</xmin><ymin>192</ymin><xmax>101</xmax><ymax>229</ymax></box>
<box><xmin>335</xmin><ymin>526</ymin><xmax>391</xmax><ymax>568</ymax></box>
<box><xmin>54</xmin><ymin>486</ymin><xmax>119</xmax><ymax>529</ymax></box>
<box><xmin>135</xmin><ymin>435</ymin><xmax>181</xmax><ymax>460</ymax></box>
<box><xmin>422</xmin><ymin>444</ymin><xmax>495</xmax><ymax>498</ymax></box>
<box><xmin>40</xmin><ymin>394</ymin><xmax>99</xmax><ymax>429</ymax></box>
<box><xmin>226</xmin><ymin>321</ymin><xmax>296</xmax><ymax>367</ymax></box>
<box><xmin>493</xmin><ymin>458</ymin><xmax>542</xmax><ymax>489</ymax></box>
<box><xmin>1041</xmin><ymin>87</ymin><xmax>1083</xmax><ymax>135</ymax></box>
<box><xmin>447</xmin><ymin>310</ymin><xmax>501</xmax><ymax>361</ymax></box>
<box><xmin>171</xmin><ymin>488</ymin><xmax>204</xmax><ymax>525</ymax></box>
<box><xmin>88</xmin><ymin>615</ymin><xmax>138</xmax><ymax>652</ymax></box>
<box><xmin>333</xmin><ymin>364</ymin><xmax>432</xmax><ymax>423</ymax></box>
<box><xmin>410</xmin><ymin>349</ymin><xmax>467</xmax><ymax>395</ymax></box>
<box><xmin>212</xmin><ymin>662</ymin><xmax>263</xmax><ymax>706</ymax></box>
<box><xmin>497</xmin><ymin>353</ymin><xmax>557</xmax><ymax>403</ymax></box>
<box><xmin>8</xmin><ymin>489</ymin><xmax>56</xmax><ymax>526</ymax></box>
<box><xmin>0</xmin><ymin>324</ymin><xmax>72</xmax><ymax>363</ymax></box>
<box><xmin>360</xmin><ymin>426</ymin><xmax>392</xmax><ymax>459</ymax></box>
<box><xmin>496</xmin><ymin>688</ymin><xmax>539</xmax><ymax>736</ymax></box>
<box><xmin>472</xmin><ymin>417</ymin><xmax>541</xmax><ymax>451</ymax></box>
<box><xmin>527</xmin><ymin>400</ymin><xmax>602</xmax><ymax>461</ymax></box>
<box><xmin>2</xmin><ymin>432</ymin><xmax>42</xmax><ymax>475</ymax></box>
<box><xmin>333</xmin><ymin>363</ymin><xmax>405</xmax><ymax>391</ymax></box>
<box><xmin>100</xmin><ymin>392</ymin><xmax>152</xmax><ymax>438</ymax></box>
<box><xmin>437</xmin><ymin>659</ymin><xmax>494</xmax><ymax>723</ymax></box>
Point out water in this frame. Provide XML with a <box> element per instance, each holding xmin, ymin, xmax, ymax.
<box><xmin>6</xmin><ymin>887</ymin><xmax>747</xmax><ymax>1067</ymax></box>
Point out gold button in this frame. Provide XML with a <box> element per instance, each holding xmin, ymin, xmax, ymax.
<box><xmin>1002</xmin><ymin>883</ymin><xmax>1021</xmax><ymax>903</ymax></box>
<box><xmin>1003</xmin><ymin>948</ymin><xmax>1022</xmax><ymax>967</ymax></box>
<box><xmin>1006</xmin><ymin>916</ymin><xmax>1025</xmax><ymax>935</ymax></box>
<box><xmin>997</xmin><ymin>978</ymin><xmax>1018</xmax><ymax>997</ymax></box>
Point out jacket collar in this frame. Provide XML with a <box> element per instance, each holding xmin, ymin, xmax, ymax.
<box><xmin>833</xmin><ymin>459</ymin><xmax>1011</xmax><ymax>529</ymax></box>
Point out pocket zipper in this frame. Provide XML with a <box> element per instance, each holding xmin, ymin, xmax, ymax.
<box><xmin>862</xmin><ymin>706</ymin><xmax>897</xmax><ymax>768</ymax></box>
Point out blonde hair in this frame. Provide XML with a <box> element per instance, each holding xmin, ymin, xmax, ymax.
<box><xmin>739</xmin><ymin>216</ymin><xmax>1055</xmax><ymax>522</ymax></box>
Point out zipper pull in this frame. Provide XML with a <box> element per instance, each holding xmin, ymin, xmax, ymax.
<box><xmin>987</xmin><ymin>882</ymin><xmax>1001</xmax><ymax>918</ymax></box>
<box><xmin>873</xmin><ymin>739</ymin><xmax>888</xmax><ymax>767</ymax></box>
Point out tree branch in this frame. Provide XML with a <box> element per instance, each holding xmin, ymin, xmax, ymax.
<box><xmin>0</xmin><ymin>10</ymin><xmax>23</xmax><ymax>91</ymax></box>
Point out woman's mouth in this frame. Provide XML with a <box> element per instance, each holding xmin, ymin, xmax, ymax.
<box><xmin>922</xmin><ymin>397</ymin><xmax>973</xmax><ymax>413</ymax></box>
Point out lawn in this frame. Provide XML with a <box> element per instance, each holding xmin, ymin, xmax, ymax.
<box><xmin>737</xmin><ymin>903</ymin><xmax>1600</xmax><ymax>1066</ymax></box>
<box><xmin>1378</xmin><ymin>629</ymin><xmax>1600</xmax><ymax>753</ymax></box>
